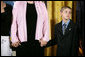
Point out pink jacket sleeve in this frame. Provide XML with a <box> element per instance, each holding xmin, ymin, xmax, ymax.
<box><xmin>11</xmin><ymin>4</ymin><xmax>19</xmax><ymax>43</ymax></box>
<box><xmin>41</xmin><ymin>2</ymin><xmax>49</xmax><ymax>42</ymax></box>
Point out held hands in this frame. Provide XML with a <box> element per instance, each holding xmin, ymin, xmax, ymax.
<box><xmin>11</xmin><ymin>39</ymin><xmax>47</xmax><ymax>47</ymax></box>
<box><xmin>39</xmin><ymin>38</ymin><xmax>47</xmax><ymax>47</ymax></box>
<box><xmin>11</xmin><ymin>41</ymin><xmax>21</xmax><ymax>47</ymax></box>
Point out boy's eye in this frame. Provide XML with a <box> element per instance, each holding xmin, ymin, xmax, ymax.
<box><xmin>65</xmin><ymin>11</ymin><xmax>67</xmax><ymax>13</ymax></box>
<box><xmin>69</xmin><ymin>12</ymin><xmax>71</xmax><ymax>14</ymax></box>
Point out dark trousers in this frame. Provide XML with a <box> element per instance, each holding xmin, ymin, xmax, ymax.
<box><xmin>16</xmin><ymin>40</ymin><xmax>44</xmax><ymax>56</ymax></box>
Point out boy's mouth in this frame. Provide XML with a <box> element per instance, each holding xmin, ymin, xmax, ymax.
<box><xmin>65</xmin><ymin>19</ymin><xmax>68</xmax><ymax>20</ymax></box>
<box><xmin>66</xmin><ymin>16</ymin><xmax>69</xmax><ymax>17</ymax></box>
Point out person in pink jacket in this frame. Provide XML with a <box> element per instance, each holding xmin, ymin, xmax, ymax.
<box><xmin>11</xmin><ymin>1</ymin><xmax>49</xmax><ymax>56</ymax></box>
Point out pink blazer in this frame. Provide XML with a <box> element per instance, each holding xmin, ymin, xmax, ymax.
<box><xmin>11</xmin><ymin>1</ymin><xmax>49</xmax><ymax>43</ymax></box>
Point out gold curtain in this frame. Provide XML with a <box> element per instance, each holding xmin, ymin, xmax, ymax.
<box><xmin>44</xmin><ymin>1</ymin><xmax>77</xmax><ymax>56</ymax></box>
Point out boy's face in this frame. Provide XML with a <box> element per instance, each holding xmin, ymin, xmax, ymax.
<box><xmin>61</xmin><ymin>8</ymin><xmax>71</xmax><ymax>20</ymax></box>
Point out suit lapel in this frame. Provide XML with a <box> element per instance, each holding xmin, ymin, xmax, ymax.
<box><xmin>57</xmin><ymin>22</ymin><xmax>63</xmax><ymax>41</ymax></box>
<box><xmin>65</xmin><ymin>20</ymin><xmax>73</xmax><ymax>35</ymax></box>
<box><xmin>58</xmin><ymin>22</ymin><xmax>63</xmax><ymax>36</ymax></box>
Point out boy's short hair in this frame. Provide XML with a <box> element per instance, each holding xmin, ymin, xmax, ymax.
<box><xmin>60</xmin><ymin>6</ymin><xmax>72</xmax><ymax>12</ymax></box>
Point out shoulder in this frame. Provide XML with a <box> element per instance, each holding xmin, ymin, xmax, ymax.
<box><xmin>70</xmin><ymin>20</ymin><xmax>77</xmax><ymax>27</ymax></box>
<box><xmin>13</xmin><ymin>1</ymin><xmax>26</xmax><ymax>13</ymax></box>
<box><xmin>55</xmin><ymin>21</ymin><xmax>62</xmax><ymax>27</ymax></box>
<box><xmin>69</xmin><ymin>20</ymin><xmax>78</xmax><ymax>31</ymax></box>
<box><xmin>4</xmin><ymin>4</ymin><xmax>13</xmax><ymax>15</ymax></box>
<box><xmin>35</xmin><ymin>1</ymin><xmax>45</xmax><ymax>4</ymax></box>
<box><xmin>13</xmin><ymin>1</ymin><xmax>26</xmax><ymax>8</ymax></box>
<box><xmin>35</xmin><ymin>1</ymin><xmax>46</xmax><ymax>6</ymax></box>
<box><xmin>6</xmin><ymin>4</ymin><xmax>13</xmax><ymax>10</ymax></box>
<box><xmin>54</xmin><ymin>21</ymin><xmax>62</xmax><ymax>31</ymax></box>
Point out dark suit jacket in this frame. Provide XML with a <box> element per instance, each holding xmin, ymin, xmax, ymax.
<box><xmin>46</xmin><ymin>20</ymin><xmax>79</xmax><ymax>56</ymax></box>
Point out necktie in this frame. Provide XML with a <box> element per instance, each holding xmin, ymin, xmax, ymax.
<box><xmin>63</xmin><ymin>24</ymin><xmax>66</xmax><ymax>35</ymax></box>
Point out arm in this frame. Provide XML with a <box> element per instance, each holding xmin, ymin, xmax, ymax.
<box><xmin>39</xmin><ymin>2</ymin><xmax>50</xmax><ymax>47</ymax></box>
<box><xmin>11</xmin><ymin>5</ymin><xmax>19</xmax><ymax>44</ymax></box>
<box><xmin>46</xmin><ymin>25</ymin><xmax>58</xmax><ymax>47</ymax></box>
<box><xmin>42</xmin><ymin>2</ymin><xmax>49</xmax><ymax>42</ymax></box>
<box><xmin>71</xmin><ymin>24</ymin><xmax>79</xmax><ymax>56</ymax></box>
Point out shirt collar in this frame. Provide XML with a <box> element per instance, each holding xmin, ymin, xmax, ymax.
<box><xmin>62</xmin><ymin>19</ymin><xmax>70</xmax><ymax>27</ymax></box>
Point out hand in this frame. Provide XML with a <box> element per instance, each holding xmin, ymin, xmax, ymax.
<box><xmin>39</xmin><ymin>39</ymin><xmax>47</xmax><ymax>47</ymax></box>
<box><xmin>11</xmin><ymin>41</ymin><xmax>21</xmax><ymax>47</ymax></box>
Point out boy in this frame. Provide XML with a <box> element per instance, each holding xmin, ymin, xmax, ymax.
<box><xmin>46</xmin><ymin>6</ymin><xmax>79</xmax><ymax>56</ymax></box>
